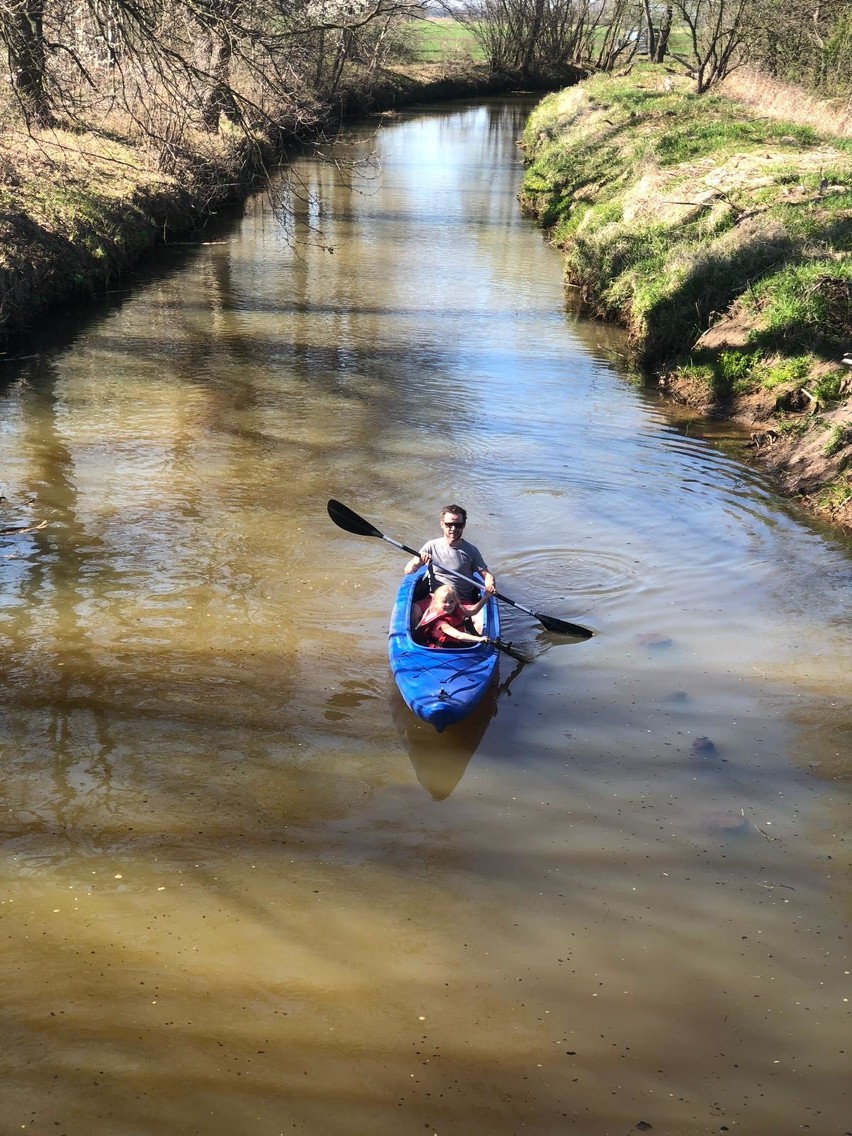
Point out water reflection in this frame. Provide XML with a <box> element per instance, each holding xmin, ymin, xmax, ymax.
<box><xmin>391</xmin><ymin>656</ymin><xmax>526</xmax><ymax>799</ymax></box>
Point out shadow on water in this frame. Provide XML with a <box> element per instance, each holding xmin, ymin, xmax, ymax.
<box><xmin>0</xmin><ymin>196</ymin><xmax>251</xmax><ymax>396</ymax></box>
<box><xmin>390</xmin><ymin>657</ymin><xmax>527</xmax><ymax>799</ymax></box>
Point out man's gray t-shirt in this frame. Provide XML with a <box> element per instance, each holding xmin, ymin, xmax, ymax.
<box><xmin>418</xmin><ymin>537</ymin><xmax>489</xmax><ymax>600</ymax></box>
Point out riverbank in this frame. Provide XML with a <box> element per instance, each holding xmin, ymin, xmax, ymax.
<box><xmin>519</xmin><ymin>66</ymin><xmax>852</xmax><ymax>531</ymax></box>
<box><xmin>0</xmin><ymin>62</ymin><xmax>508</xmax><ymax>359</ymax></box>
<box><xmin>3</xmin><ymin>61</ymin><xmax>850</xmax><ymax>532</ymax></box>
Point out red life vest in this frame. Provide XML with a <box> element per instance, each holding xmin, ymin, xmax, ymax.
<box><xmin>415</xmin><ymin>602</ymin><xmax>470</xmax><ymax>648</ymax></box>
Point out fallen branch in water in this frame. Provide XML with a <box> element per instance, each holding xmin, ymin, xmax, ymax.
<box><xmin>0</xmin><ymin>520</ymin><xmax>47</xmax><ymax>535</ymax></box>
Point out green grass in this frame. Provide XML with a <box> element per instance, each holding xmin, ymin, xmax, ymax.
<box><xmin>520</xmin><ymin>67</ymin><xmax>852</xmax><ymax>366</ymax></box>
<box><xmin>716</xmin><ymin>349</ymin><xmax>761</xmax><ymax>391</ymax></box>
<box><xmin>775</xmin><ymin>416</ymin><xmax>810</xmax><ymax>437</ymax></box>
<box><xmin>745</xmin><ymin>261</ymin><xmax>852</xmax><ymax>353</ymax></box>
<box><xmin>668</xmin><ymin>350</ymin><xmax>848</xmax><ymax>407</ymax></box>
<box><xmin>824</xmin><ymin>424</ymin><xmax>848</xmax><ymax>456</ymax></box>
<box><xmin>817</xmin><ymin>472</ymin><xmax>852</xmax><ymax>511</ymax></box>
<box><xmin>402</xmin><ymin>17</ymin><xmax>483</xmax><ymax>64</ymax></box>
<box><xmin>752</xmin><ymin>355</ymin><xmax>814</xmax><ymax>390</ymax></box>
<box><xmin>652</xmin><ymin>114</ymin><xmax>819</xmax><ymax>164</ymax></box>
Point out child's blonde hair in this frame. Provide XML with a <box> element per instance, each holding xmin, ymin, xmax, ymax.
<box><xmin>433</xmin><ymin>584</ymin><xmax>459</xmax><ymax>605</ymax></box>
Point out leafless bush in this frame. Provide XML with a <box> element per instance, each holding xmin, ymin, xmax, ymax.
<box><xmin>445</xmin><ymin>0</ymin><xmax>643</xmax><ymax>82</ymax></box>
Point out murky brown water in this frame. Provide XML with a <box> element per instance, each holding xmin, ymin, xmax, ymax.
<box><xmin>0</xmin><ymin>99</ymin><xmax>850</xmax><ymax>1136</ymax></box>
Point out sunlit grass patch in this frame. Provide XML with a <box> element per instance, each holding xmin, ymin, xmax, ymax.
<box><xmin>823</xmin><ymin>423</ymin><xmax>849</xmax><ymax>456</ymax></box>
<box><xmin>817</xmin><ymin>470</ymin><xmax>852</xmax><ymax>512</ymax></box>
<box><xmin>402</xmin><ymin>17</ymin><xmax>483</xmax><ymax>64</ymax></box>
<box><xmin>751</xmin><ymin>355</ymin><xmax>815</xmax><ymax>390</ymax></box>
<box><xmin>745</xmin><ymin>261</ymin><xmax>852</xmax><ymax>352</ymax></box>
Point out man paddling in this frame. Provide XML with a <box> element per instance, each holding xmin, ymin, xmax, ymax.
<box><xmin>404</xmin><ymin>504</ymin><xmax>496</xmax><ymax>602</ymax></box>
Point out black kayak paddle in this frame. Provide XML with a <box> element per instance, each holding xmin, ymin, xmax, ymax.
<box><xmin>327</xmin><ymin>499</ymin><xmax>594</xmax><ymax>641</ymax></box>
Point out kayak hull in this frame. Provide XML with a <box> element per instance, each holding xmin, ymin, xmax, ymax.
<box><xmin>388</xmin><ymin>569</ymin><xmax>500</xmax><ymax>732</ymax></box>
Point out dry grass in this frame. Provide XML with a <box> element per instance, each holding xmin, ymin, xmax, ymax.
<box><xmin>721</xmin><ymin>68</ymin><xmax>852</xmax><ymax>139</ymax></box>
<box><xmin>621</xmin><ymin>145</ymin><xmax>847</xmax><ymax>228</ymax></box>
<box><xmin>0</xmin><ymin>126</ymin><xmax>172</xmax><ymax>209</ymax></box>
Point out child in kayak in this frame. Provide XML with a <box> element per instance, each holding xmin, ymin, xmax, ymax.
<box><xmin>414</xmin><ymin>584</ymin><xmax>494</xmax><ymax>649</ymax></box>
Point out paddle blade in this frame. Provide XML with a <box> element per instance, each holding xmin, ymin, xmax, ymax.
<box><xmin>494</xmin><ymin>638</ymin><xmax>530</xmax><ymax>664</ymax></box>
<box><xmin>327</xmin><ymin>499</ymin><xmax>382</xmax><ymax>539</ymax></box>
<box><xmin>533</xmin><ymin>611</ymin><xmax>594</xmax><ymax>639</ymax></box>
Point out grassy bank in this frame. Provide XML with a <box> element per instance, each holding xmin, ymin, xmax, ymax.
<box><xmin>519</xmin><ymin>66</ymin><xmax>852</xmax><ymax>530</ymax></box>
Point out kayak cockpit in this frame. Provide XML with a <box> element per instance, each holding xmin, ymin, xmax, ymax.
<box><xmin>389</xmin><ymin>568</ymin><xmax>500</xmax><ymax>731</ymax></box>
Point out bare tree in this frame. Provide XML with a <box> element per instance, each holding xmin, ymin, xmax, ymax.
<box><xmin>299</xmin><ymin>0</ymin><xmax>424</xmax><ymax>99</ymax></box>
<box><xmin>671</xmin><ymin>0</ymin><xmax>752</xmax><ymax>91</ymax></box>
<box><xmin>641</xmin><ymin>0</ymin><xmax>656</xmax><ymax>57</ymax></box>
<box><xmin>2</xmin><ymin>0</ymin><xmax>424</xmax><ymax>142</ymax></box>
<box><xmin>653</xmin><ymin>2</ymin><xmax>672</xmax><ymax>61</ymax></box>
<box><xmin>590</xmin><ymin>0</ymin><xmax>644</xmax><ymax>71</ymax></box>
<box><xmin>187</xmin><ymin>0</ymin><xmax>241</xmax><ymax>130</ymax></box>
<box><xmin>642</xmin><ymin>0</ymin><xmax>673</xmax><ymax>61</ymax></box>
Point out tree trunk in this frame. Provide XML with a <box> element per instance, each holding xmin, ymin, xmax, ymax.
<box><xmin>2</xmin><ymin>0</ymin><xmax>52</xmax><ymax>126</ymax></box>
<box><xmin>200</xmin><ymin>30</ymin><xmax>239</xmax><ymax>132</ymax></box>
<box><xmin>653</xmin><ymin>4</ymin><xmax>673</xmax><ymax>62</ymax></box>
<box><xmin>642</xmin><ymin>0</ymin><xmax>657</xmax><ymax>59</ymax></box>
<box><xmin>520</xmin><ymin>0</ymin><xmax>545</xmax><ymax>77</ymax></box>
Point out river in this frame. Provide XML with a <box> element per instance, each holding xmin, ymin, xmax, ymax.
<box><xmin>0</xmin><ymin>97</ymin><xmax>849</xmax><ymax>1136</ymax></box>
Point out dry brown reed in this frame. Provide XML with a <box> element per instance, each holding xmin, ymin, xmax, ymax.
<box><xmin>721</xmin><ymin>68</ymin><xmax>852</xmax><ymax>138</ymax></box>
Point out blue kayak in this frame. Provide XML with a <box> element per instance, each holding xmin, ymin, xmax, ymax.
<box><xmin>388</xmin><ymin>568</ymin><xmax>500</xmax><ymax>732</ymax></box>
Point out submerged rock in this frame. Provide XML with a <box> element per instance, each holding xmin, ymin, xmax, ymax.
<box><xmin>705</xmin><ymin>810</ymin><xmax>751</xmax><ymax>834</ymax></box>
<box><xmin>690</xmin><ymin>736</ymin><xmax>718</xmax><ymax>758</ymax></box>
<box><xmin>636</xmin><ymin>632</ymin><xmax>673</xmax><ymax>648</ymax></box>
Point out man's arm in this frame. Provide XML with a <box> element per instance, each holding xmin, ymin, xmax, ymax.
<box><xmin>468</xmin><ymin>542</ymin><xmax>495</xmax><ymax>594</ymax></box>
<box><xmin>404</xmin><ymin>542</ymin><xmax>432</xmax><ymax>574</ymax></box>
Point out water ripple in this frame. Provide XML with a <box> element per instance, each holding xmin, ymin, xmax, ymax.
<box><xmin>499</xmin><ymin>547</ymin><xmax>641</xmax><ymax>602</ymax></box>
